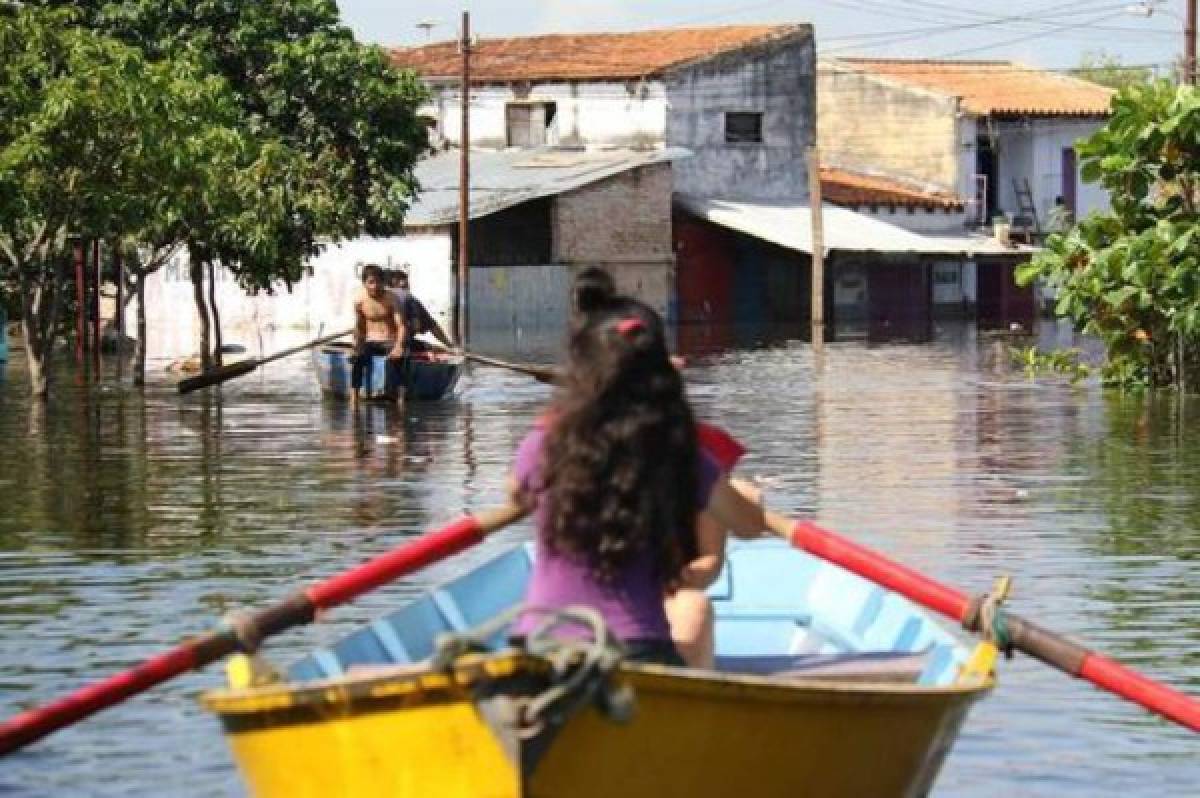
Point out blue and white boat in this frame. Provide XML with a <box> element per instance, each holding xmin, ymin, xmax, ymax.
<box><xmin>313</xmin><ymin>341</ymin><xmax>462</xmax><ymax>401</ymax></box>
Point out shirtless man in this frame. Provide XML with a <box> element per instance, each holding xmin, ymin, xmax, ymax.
<box><xmin>352</xmin><ymin>263</ymin><xmax>408</xmax><ymax>402</ymax></box>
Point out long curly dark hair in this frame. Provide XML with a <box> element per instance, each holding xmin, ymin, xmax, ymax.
<box><xmin>542</xmin><ymin>297</ymin><xmax>699</xmax><ymax>585</ymax></box>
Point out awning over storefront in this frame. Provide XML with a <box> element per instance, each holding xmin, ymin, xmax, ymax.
<box><xmin>676</xmin><ymin>195</ymin><xmax>1037</xmax><ymax>257</ymax></box>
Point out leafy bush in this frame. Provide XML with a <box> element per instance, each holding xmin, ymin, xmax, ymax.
<box><xmin>1017</xmin><ymin>81</ymin><xmax>1199</xmax><ymax>391</ymax></box>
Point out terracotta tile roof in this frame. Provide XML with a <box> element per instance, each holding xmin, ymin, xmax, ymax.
<box><xmin>831</xmin><ymin>58</ymin><xmax>1114</xmax><ymax>117</ymax></box>
<box><xmin>391</xmin><ymin>25</ymin><xmax>802</xmax><ymax>82</ymax></box>
<box><xmin>820</xmin><ymin>167</ymin><xmax>964</xmax><ymax>210</ymax></box>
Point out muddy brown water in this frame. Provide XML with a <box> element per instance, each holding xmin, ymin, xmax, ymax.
<box><xmin>0</xmin><ymin>322</ymin><xmax>1196</xmax><ymax>796</ymax></box>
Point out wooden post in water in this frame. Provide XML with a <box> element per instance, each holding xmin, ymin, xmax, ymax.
<box><xmin>807</xmin><ymin>147</ymin><xmax>825</xmax><ymax>351</ymax></box>
<box><xmin>455</xmin><ymin>10</ymin><xmax>472</xmax><ymax>347</ymax></box>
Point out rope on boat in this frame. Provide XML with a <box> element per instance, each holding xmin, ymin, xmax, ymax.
<box><xmin>430</xmin><ymin>605</ymin><xmax>634</xmax><ymax>737</ymax></box>
<box><xmin>963</xmin><ymin>575</ymin><xmax>1015</xmax><ymax>659</ymax></box>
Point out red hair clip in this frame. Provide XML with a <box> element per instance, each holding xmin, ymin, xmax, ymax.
<box><xmin>616</xmin><ymin>317</ymin><xmax>645</xmax><ymax>337</ymax></box>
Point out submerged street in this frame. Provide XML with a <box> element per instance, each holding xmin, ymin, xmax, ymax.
<box><xmin>0</xmin><ymin>322</ymin><xmax>1197</xmax><ymax>796</ymax></box>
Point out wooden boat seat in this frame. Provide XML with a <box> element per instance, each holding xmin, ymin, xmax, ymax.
<box><xmin>715</xmin><ymin>650</ymin><xmax>929</xmax><ymax>684</ymax></box>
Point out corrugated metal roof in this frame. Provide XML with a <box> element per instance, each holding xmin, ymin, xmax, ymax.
<box><xmin>676</xmin><ymin>195</ymin><xmax>1036</xmax><ymax>256</ymax></box>
<box><xmin>406</xmin><ymin>147</ymin><xmax>689</xmax><ymax>227</ymax></box>
<box><xmin>829</xmin><ymin>59</ymin><xmax>1114</xmax><ymax>117</ymax></box>
<box><xmin>391</xmin><ymin>25</ymin><xmax>803</xmax><ymax>82</ymax></box>
<box><xmin>820</xmin><ymin>167</ymin><xmax>964</xmax><ymax>210</ymax></box>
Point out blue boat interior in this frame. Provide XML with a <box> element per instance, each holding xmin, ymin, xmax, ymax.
<box><xmin>288</xmin><ymin>540</ymin><xmax>969</xmax><ymax>687</ymax></box>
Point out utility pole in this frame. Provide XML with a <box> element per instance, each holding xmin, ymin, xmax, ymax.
<box><xmin>1187</xmin><ymin>0</ymin><xmax>1196</xmax><ymax>85</ymax></box>
<box><xmin>807</xmin><ymin>147</ymin><xmax>825</xmax><ymax>350</ymax></box>
<box><xmin>455</xmin><ymin>10</ymin><xmax>471</xmax><ymax>347</ymax></box>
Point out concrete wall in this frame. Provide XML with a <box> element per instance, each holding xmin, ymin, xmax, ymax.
<box><xmin>667</xmin><ymin>28</ymin><xmax>815</xmax><ymax>202</ymax></box>
<box><xmin>428</xmin><ymin>80</ymin><xmax>668</xmax><ymax>150</ymax></box>
<box><xmin>140</xmin><ymin>235</ymin><xmax>454</xmax><ymax>361</ymax></box>
<box><xmin>468</xmin><ymin>161</ymin><xmax>675</xmax><ymax>339</ymax></box>
<box><xmin>818</xmin><ymin>64</ymin><xmax>960</xmax><ymax>192</ymax></box>
<box><xmin>553</xmin><ymin>162</ymin><xmax>675</xmax><ymax>316</ymax></box>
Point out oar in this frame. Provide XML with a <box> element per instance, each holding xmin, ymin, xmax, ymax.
<box><xmin>464</xmin><ymin>352</ymin><xmax>560</xmax><ymax>384</ymax></box>
<box><xmin>177</xmin><ymin>329</ymin><xmax>354</xmax><ymax>394</ymax></box>
<box><xmin>763</xmin><ymin>511</ymin><xmax>1200</xmax><ymax>733</ymax></box>
<box><xmin>0</xmin><ymin>504</ymin><xmax>528</xmax><ymax>755</ymax></box>
<box><xmin>429</xmin><ymin>344</ymin><xmax>560</xmax><ymax>384</ymax></box>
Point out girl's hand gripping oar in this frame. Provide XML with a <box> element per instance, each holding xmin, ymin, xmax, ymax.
<box><xmin>0</xmin><ymin>504</ymin><xmax>528</xmax><ymax>756</ymax></box>
<box><xmin>762</xmin><ymin>511</ymin><xmax>1200</xmax><ymax>733</ymax></box>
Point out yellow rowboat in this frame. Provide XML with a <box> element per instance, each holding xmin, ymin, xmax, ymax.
<box><xmin>202</xmin><ymin>541</ymin><xmax>995</xmax><ymax>797</ymax></box>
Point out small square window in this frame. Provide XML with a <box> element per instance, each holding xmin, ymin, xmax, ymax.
<box><xmin>506</xmin><ymin>102</ymin><xmax>557</xmax><ymax>148</ymax></box>
<box><xmin>725</xmin><ymin>112</ymin><xmax>763</xmax><ymax>144</ymax></box>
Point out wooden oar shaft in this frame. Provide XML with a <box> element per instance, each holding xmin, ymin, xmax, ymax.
<box><xmin>765</xmin><ymin>512</ymin><xmax>1200</xmax><ymax>733</ymax></box>
<box><xmin>255</xmin><ymin>328</ymin><xmax>353</xmax><ymax>367</ymax></box>
<box><xmin>463</xmin><ymin>352</ymin><xmax>559</xmax><ymax>384</ymax></box>
<box><xmin>177</xmin><ymin>329</ymin><xmax>353</xmax><ymax>394</ymax></box>
<box><xmin>0</xmin><ymin>504</ymin><xmax>527</xmax><ymax>756</ymax></box>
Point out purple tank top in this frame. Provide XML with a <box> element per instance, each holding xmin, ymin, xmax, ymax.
<box><xmin>511</xmin><ymin>425</ymin><xmax>721</xmax><ymax>642</ymax></box>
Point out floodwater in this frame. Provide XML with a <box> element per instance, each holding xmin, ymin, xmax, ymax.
<box><xmin>0</xmin><ymin>322</ymin><xmax>1196</xmax><ymax>797</ymax></box>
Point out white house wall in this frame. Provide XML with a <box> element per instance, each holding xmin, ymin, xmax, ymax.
<box><xmin>993</xmin><ymin>118</ymin><xmax>1108</xmax><ymax>226</ymax></box>
<box><xmin>140</xmin><ymin>235</ymin><xmax>454</xmax><ymax>361</ymax></box>
<box><xmin>429</xmin><ymin>82</ymin><xmax>669</xmax><ymax>150</ymax></box>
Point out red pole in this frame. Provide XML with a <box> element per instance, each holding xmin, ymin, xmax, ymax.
<box><xmin>73</xmin><ymin>241</ymin><xmax>86</xmax><ymax>363</ymax></box>
<box><xmin>0</xmin><ymin>506</ymin><xmax>523</xmax><ymax>755</ymax></box>
<box><xmin>779</xmin><ymin>518</ymin><xmax>1200</xmax><ymax>733</ymax></box>
<box><xmin>92</xmin><ymin>239</ymin><xmax>101</xmax><ymax>370</ymax></box>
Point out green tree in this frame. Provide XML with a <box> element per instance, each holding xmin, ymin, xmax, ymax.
<box><xmin>34</xmin><ymin>1</ymin><xmax>429</xmax><ymax>369</ymax></box>
<box><xmin>1017</xmin><ymin>81</ymin><xmax>1200</xmax><ymax>391</ymax></box>
<box><xmin>0</xmin><ymin>8</ymin><xmax>249</xmax><ymax>395</ymax></box>
<box><xmin>1073</xmin><ymin>50</ymin><xmax>1154</xmax><ymax>91</ymax></box>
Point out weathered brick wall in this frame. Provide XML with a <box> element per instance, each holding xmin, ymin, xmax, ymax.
<box><xmin>552</xmin><ymin>162</ymin><xmax>674</xmax><ymax>316</ymax></box>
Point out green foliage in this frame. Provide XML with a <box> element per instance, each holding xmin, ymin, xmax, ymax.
<box><xmin>1017</xmin><ymin>81</ymin><xmax>1200</xmax><ymax>390</ymax></box>
<box><xmin>28</xmin><ymin>0</ymin><xmax>429</xmax><ymax>294</ymax></box>
<box><xmin>1073</xmin><ymin>50</ymin><xmax>1155</xmax><ymax>92</ymax></box>
<box><xmin>1010</xmin><ymin>346</ymin><xmax>1092</xmax><ymax>383</ymax></box>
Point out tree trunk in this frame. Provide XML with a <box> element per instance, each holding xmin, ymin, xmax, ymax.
<box><xmin>134</xmin><ymin>270</ymin><xmax>147</xmax><ymax>386</ymax></box>
<box><xmin>189</xmin><ymin>254</ymin><xmax>212</xmax><ymax>371</ymax></box>
<box><xmin>19</xmin><ymin>260</ymin><xmax>62</xmax><ymax>398</ymax></box>
<box><xmin>207</xmin><ymin>260</ymin><xmax>223</xmax><ymax>367</ymax></box>
<box><xmin>20</xmin><ymin>275</ymin><xmax>48</xmax><ymax>398</ymax></box>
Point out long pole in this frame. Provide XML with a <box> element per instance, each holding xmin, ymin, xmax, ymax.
<box><xmin>1187</xmin><ymin>0</ymin><xmax>1197</xmax><ymax>85</ymax></box>
<box><xmin>807</xmin><ymin>147</ymin><xmax>825</xmax><ymax>349</ymax></box>
<box><xmin>456</xmin><ymin>10</ymin><xmax>471</xmax><ymax>347</ymax></box>
<box><xmin>92</xmin><ymin>239</ymin><xmax>102</xmax><ymax>371</ymax></box>
<box><xmin>73</xmin><ymin>241</ymin><xmax>86</xmax><ymax>363</ymax></box>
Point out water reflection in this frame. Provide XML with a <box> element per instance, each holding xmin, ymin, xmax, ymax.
<box><xmin>0</xmin><ymin>322</ymin><xmax>1196</xmax><ymax>797</ymax></box>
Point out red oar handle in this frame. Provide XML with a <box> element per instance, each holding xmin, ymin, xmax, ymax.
<box><xmin>0</xmin><ymin>505</ymin><xmax>527</xmax><ymax>756</ymax></box>
<box><xmin>773</xmin><ymin>515</ymin><xmax>1200</xmax><ymax>733</ymax></box>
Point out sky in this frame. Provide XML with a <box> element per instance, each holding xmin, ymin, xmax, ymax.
<box><xmin>336</xmin><ymin>0</ymin><xmax>1182</xmax><ymax>73</ymax></box>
